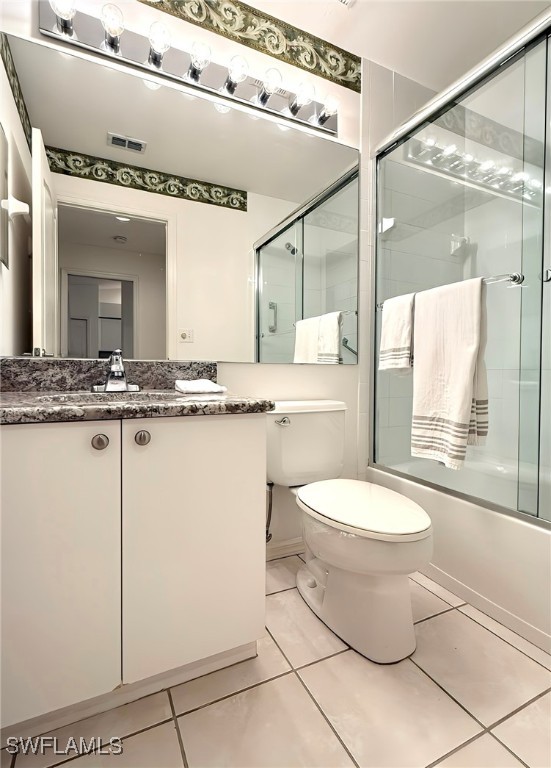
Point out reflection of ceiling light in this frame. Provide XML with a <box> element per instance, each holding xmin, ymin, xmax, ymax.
<box><xmin>479</xmin><ymin>160</ymin><xmax>494</xmax><ymax>171</ymax></box>
<box><xmin>512</xmin><ymin>171</ymin><xmax>528</xmax><ymax>182</ymax></box>
<box><xmin>142</xmin><ymin>78</ymin><xmax>162</xmax><ymax>91</ymax></box>
<box><xmin>148</xmin><ymin>21</ymin><xmax>170</xmax><ymax>68</ymax></box>
<box><xmin>187</xmin><ymin>42</ymin><xmax>211</xmax><ymax>83</ymax></box>
<box><xmin>214</xmin><ymin>101</ymin><xmax>231</xmax><ymax>114</ymax></box>
<box><xmin>115</xmin><ymin>216</ymin><xmax>130</xmax><ymax>222</ymax></box>
<box><xmin>442</xmin><ymin>144</ymin><xmax>457</xmax><ymax>156</ymax></box>
<box><xmin>101</xmin><ymin>3</ymin><xmax>124</xmax><ymax>53</ymax></box>
<box><xmin>463</xmin><ymin>153</ymin><xmax>474</xmax><ymax>163</ymax></box>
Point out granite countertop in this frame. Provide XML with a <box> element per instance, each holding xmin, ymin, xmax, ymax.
<box><xmin>0</xmin><ymin>391</ymin><xmax>275</xmax><ymax>425</ymax></box>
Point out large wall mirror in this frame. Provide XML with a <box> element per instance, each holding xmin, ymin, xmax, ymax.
<box><xmin>7</xmin><ymin>33</ymin><xmax>359</xmax><ymax>363</ymax></box>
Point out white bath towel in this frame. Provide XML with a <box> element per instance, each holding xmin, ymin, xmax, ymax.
<box><xmin>317</xmin><ymin>311</ymin><xmax>343</xmax><ymax>364</ymax></box>
<box><xmin>378</xmin><ymin>293</ymin><xmax>415</xmax><ymax>370</ymax></box>
<box><xmin>294</xmin><ymin>316</ymin><xmax>320</xmax><ymax>363</ymax></box>
<box><xmin>411</xmin><ymin>278</ymin><xmax>488</xmax><ymax>470</ymax></box>
<box><xmin>175</xmin><ymin>379</ymin><xmax>227</xmax><ymax>394</ymax></box>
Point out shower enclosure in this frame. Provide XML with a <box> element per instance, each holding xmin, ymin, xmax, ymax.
<box><xmin>256</xmin><ymin>171</ymin><xmax>359</xmax><ymax>364</ymax></box>
<box><xmin>373</xmin><ymin>28</ymin><xmax>550</xmax><ymax>523</ymax></box>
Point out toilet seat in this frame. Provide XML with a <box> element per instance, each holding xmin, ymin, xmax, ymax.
<box><xmin>296</xmin><ymin>479</ymin><xmax>432</xmax><ymax>543</ymax></box>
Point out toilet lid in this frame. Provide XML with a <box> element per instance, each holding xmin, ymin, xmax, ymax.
<box><xmin>296</xmin><ymin>479</ymin><xmax>432</xmax><ymax>542</ymax></box>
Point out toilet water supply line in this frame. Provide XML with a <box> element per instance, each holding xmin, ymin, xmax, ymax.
<box><xmin>266</xmin><ymin>482</ymin><xmax>274</xmax><ymax>543</ymax></box>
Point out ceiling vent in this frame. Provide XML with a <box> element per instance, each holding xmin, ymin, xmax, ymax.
<box><xmin>107</xmin><ymin>132</ymin><xmax>147</xmax><ymax>154</ymax></box>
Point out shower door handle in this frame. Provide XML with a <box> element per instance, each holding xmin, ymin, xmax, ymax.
<box><xmin>268</xmin><ymin>301</ymin><xmax>277</xmax><ymax>333</ymax></box>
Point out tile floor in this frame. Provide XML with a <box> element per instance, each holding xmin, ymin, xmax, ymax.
<box><xmin>2</xmin><ymin>556</ymin><xmax>550</xmax><ymax>768</ymax></box>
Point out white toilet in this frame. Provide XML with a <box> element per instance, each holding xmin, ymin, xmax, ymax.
<box><xmin>266</xmin><ymin>400</ymin><xmax>433</xmax><ymax>664</ymax></box>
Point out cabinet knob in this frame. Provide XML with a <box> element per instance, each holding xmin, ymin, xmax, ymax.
<box><xmin>91</xmin><ymin>434</ymin><xmax>109</xmax><ymax>450</ymax></box>
<box><xmin>135</xmin><ymin>430</ymin><xmax>151</xmax><ymax>446</ymax></box>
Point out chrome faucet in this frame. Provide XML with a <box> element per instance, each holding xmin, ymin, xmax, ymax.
<box><xmin>92</xmin><ymin>349</ymin><xmax>140</xmax><ymax>393</ymax></box>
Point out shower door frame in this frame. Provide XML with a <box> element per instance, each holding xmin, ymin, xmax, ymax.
<box><xmin>368</xmin><ymin>13</ymin><xmax>551</xmax><ymax>528</ymax></box>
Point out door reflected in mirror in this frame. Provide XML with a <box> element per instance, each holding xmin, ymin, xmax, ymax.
<box><xmin>59</xmin><ymin>205</ymin><xmax>166</xmax><ymax>360</ymax></box>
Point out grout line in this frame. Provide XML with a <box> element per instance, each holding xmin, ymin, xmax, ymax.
<box><xmin>266</xmin><ymin>585</ymin><xmax>299</xmax><ymax>597</ymax></box>
<box><xmin>295</xmin><ymin>648</ymin><xmax>350</xmax><ymax>672</ymax></box>
<box><xmin>409</xmin><ymin>657</ymin><xmax>487</xmax><ymax>730</ymax></box>
<box><xmin>172</xmin><ymin>670</ymin><xmax>294</xmax><ymax>718</ymax></box>
<box><xmin>413</xmin><ymin>606</ymin><xmax>456</xmax><ymax>625</ymax></box>
<box><xmin>265</xmin><ymin>628</ymin><xmax>360</xmax><ymax>768</ymax></box>
<box><xmin>267</xmin><ymin>554</ymin><xmax>304</xmax><ymax>564</ymax></box>
<box><xmin>457</xmin><ymin>609</ymin><xmax>551</xmax><ymax>672</ymax></box>
<box><xmin>168</xmin><ymin>690</ymin><xmax>189</xmax><ymax>768</ymax></box>
<box><xmin>485</xmin><ymin>685</ymin><xmax>551</xmax><ymax>731</ymax></box>
<box><xmin>424</xmin><ymin>731</ymin><xmax>491</xmax><ymax>768</ymax></box>
<box><xmin>487</xmin><ymin>732</ymin><xmax>531</xmax><ymax>768</ymax></box>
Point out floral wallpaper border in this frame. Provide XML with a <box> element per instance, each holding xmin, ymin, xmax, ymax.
<box><xmin>0</xmin><ymin>33</ymin><xmax>32</xmax><ymax>150</ymax></box>
<box><xmin>138</xmin><ymin>0</ymin><xmax>361</xmax><ymax>93</ymax></box>
<box><xmin>45</xmin><ymin>147</ymin><xmax>248</xmax><ymax>211</ymax></box>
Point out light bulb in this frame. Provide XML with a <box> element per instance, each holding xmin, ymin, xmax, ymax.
<box><xmin>257</xmin><ymin>68</ymin><xmax>282</xmax><ymax>106</ymax></box>
<box><xmin>49</xmin><ymin>0</ymin><xmax>76</xmax><ymax>33</ymax></box>
<box><xmin>101</xmin><ymin>4</ymin><xmax>124</xmax><ymax>53</ymax></box>
<box><xmin>186</xmin><ymin>41</ymin><xmax>211</xmax><ymax>82</ymax></box>
<box><xmin>512</xmin><ymin>171</ymin><xmax>528</xmax><ymax>182</ymax></box>
<box><xmin>148</xmin><ymin>21</ymin><xmax>171</xmax><ymax>67</ymax></box>
<box><xmin>442</xmin><ymin>144</ymin><xmax>457</xmax><ymax>157</ymax></box>
<box><xmin>317</xmin><ymin>95</ymin><xmax>338</xmax><ymax>126</ymax></box>
<box><xmin>289</xmin><ymin>82</ymin><xmax>315</xmax><ymax>115</ymax></box>
<box><xmin>49</xmin><ymin>0</ymin><xmax>76</xmax><ymax>21</ymax></box>
<box><xmin>479</xmin><ymin>160</ymin><xmax>494</xmax><ymax>171</ymax></box>
<box><xmin>223</xmin><ymin>55</ymin><xmax>248</xmax><ymax>95</ymax></box>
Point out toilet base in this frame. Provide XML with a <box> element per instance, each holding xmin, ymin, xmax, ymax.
<box><xmin>297</xmin><ymin>562</ymin><xmax>416</xmax><ymax>664</ymax></box>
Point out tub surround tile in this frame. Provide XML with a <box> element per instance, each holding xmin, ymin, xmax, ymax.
<box><xmin>412</xmin><ymin>611</ymin><xmax>551</xmax><ymax>725</ymax></box>
<box><xmin>14</xmin><ymin>693</ymin><xmax>172</xmax><ymax>768</ymax></box>
<box><xmin>410</xmin><ymin>572</ymin><xmax>466</xmax><ymax>607</ymax></box>
<box><xmin>298</xmin><ymin>650</ymin><xmax>481</xmax><ymax>768</ymax></box>
<box><xmin>170</xmin><ymin>633</ymin><xmax>291</xmax><ymax>716</ymax></box>
<box><xmin>265</xmin><ymin>556</ymin><xmax>303</xmax><ymax>595</ymax></box>
<box><xmin>266</xmin><ymin>589</ymin><xmax>348</xmax><ymax>668</ymax></box>
<box><xmin>459</xmin><ymin>604</ymin><xmax>551</xmax><ymax>671</ymax></box>
<box><xmin>492</xmin><ymin>692</ymin><xmax>551</xmax><ymax>768</ymax></box>
<box><xmin>0</xmin><ymin>358</ymin><xmax>217</xmax><ymax>393</ymax></box>
<box><xmin>178</xmin><ymin>674</ymin><xmax>354</xmax><ymax>768</ymax></box>
<box><xmin>68</xmin><ymin>721</ymin><xmax>183</xmax><ymax>767</ymax></box>
<box><xmin>0</xmin><ymin>391</ymin><xmax>275</xmax><ymax>425</ymax></box>
<box><xmin>410</xmin><ymin>579</ymin><xmax>452</xmax><ymax>623</ymax></box>
<box><xmin>435</xmin><ymin>734</ymin><xmax>524</xmax><ymax>767</ymax></box>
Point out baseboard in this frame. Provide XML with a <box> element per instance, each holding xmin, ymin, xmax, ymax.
<box><xmin>422</xmin><ymin>563</ymin><xmax>551</xmax><ymax>653</ymax></box>
<box><xmin>266</xmin><ymin>537</ymin><xmax>304</xmax><ymax>561</ymax></box>
<box><xmin>1</xmin><ymin>642</ymin><xmax>257</xmax><ymax>743</ymax></box>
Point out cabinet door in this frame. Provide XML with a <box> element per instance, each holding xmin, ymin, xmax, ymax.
<box><xmin>1</xmin><ymin>421</ymin><xmax>121</xmax><ymax>727</ymax></box>
<box><xmin>122</xmin><ymin>415</ymin><xmax>266</xmax><ymax>683</ymax></box>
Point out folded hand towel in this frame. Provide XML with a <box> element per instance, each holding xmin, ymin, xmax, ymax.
<box><xmin>175</xmin><ymin>379</ymin><xmax>227</xmax><ymax>394</ymax></box>
<box><xmin>317</xmin><ymin>311</ymin><xmax>343</xmax><ymax>364</ymax></box>
<box><xmin>294</xmin><ymin>316</ymin><xmax>321</xmax><ymax>363</ymax></box>
<box><xmin>411</xmin><ymin>278</ymin><xmax>488</xmax><ymax>470</ymax></box>
<box><xmin>379</xmin><ymin>294</ymin><xmax>415</xmax><ymax>370</ymax></box>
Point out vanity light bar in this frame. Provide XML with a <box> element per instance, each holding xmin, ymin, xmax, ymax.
<box><xmin>40</xmin><ymin>2</ymin><xmax>338</xmax><ymax>136</ymax></box>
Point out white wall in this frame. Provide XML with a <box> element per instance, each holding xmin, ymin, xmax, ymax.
<box><xmin>51</xmin><ymin>173</ymin><xmax>294</xmax><ymax>363</ymax></box>
<box><xmin>58</xmin><ymin>243</ymin><xmax>166</xmax><ymax>359</ymax></box>
<box><xmin>0</xmin><ymin>55</ymin><xmax>32</xmax><ymax>356</ymax></box>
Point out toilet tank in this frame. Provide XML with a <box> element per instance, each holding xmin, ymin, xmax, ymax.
<box><xmin>267</xmin><ymin>400</ymin><xmax>346</xmax><ymax>487</ymax></box>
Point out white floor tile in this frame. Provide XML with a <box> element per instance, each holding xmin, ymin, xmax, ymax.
<box><xmin>413</xmin><ymin>612</ymin><xmax>551</xmax><ymax>725</ymax></box>
<box><xmin>299</xmin><ymin>650</ymin><xmax>480</xmax><ymax>768</ymax></box>
<box><xmin>170</xmin><ymin>632</ymin><xmax>291</xmax><ymax>715</ymax></box>
<box><xmin>435</xmin><ymin>734</ymin><xmax>523</xmax><ymax>767</ymax></box>
<box><xmin>266</xmin><ymin>589</ymin><xmax>347</xmax><ymax>668</ymax></box>
<box><xmin>410</xmin><ymin>580</ymin><xmax>451</xmax><ymax>623</ymax></box>
<box><xmin>459</xmin><ymin>605</ymin><xmax>551</xmax><ymax>672</ymax></box>
<box><xmin>179</xmin><ymin>674</ymin><xmax>354</xmax><ymax>768</ymax></box>
<box><xmin>410</xmin><ymin>573</ymin><xmax>465</xmax><ymax>607</ymax></box>
<box><xmin>14</xmin><ymin>694</ymin><xmax>172</xmax><ymax>768</ymax></box>
<box><xmin>492</xmin><ymin>692</ymin><xmax>551</xmax><ymax>768</ymax></box>
<box><xmin>67</xmin><ymin>722</ymin><xmax>183</xmax><ymax>767</ymax></box>
<box><xmin>265</xmin><ymin>556</ymin><xmax>303</xmax><ymax>595</ymax></box>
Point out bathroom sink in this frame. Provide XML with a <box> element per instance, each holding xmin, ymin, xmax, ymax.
<box><xmin>35</xmin><ymin>391</ymin><xmax>190</xmax><ymax>404</ymax></box>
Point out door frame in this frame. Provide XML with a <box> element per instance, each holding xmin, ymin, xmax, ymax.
<box><xmin>61</xmin><ymin>268</ymin><xmax>139</xmax><ymax>358</ymax></box>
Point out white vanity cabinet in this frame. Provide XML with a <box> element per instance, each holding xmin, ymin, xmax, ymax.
<box><xmin>1</xmin><ymin>421</ymin><xmax>122</xmax><ymax>727</ymax></box>
<box><xmin>122</xmin><ymin>415</ymin><xmax>266</xmax><ymax>683</ymax></box>
<box><xmin>1</xmin><ymin>412</ymin><xmax>266</xmax><ymax>727</ymax></box>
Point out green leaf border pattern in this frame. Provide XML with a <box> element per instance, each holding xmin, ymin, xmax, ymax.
<box><xmin>138</xmin><ymin>0</ymin><xmax>361</xmax><ymax>93</ymax></box>
<box><xmin>45</xmin><ymin>147</ymin><xmax>247</xmax><ymax>211</ymax></box>
<box><xmin>0</xmin><ymin>33</ymin><xmax>32</xmax><ymax>150</ymax></box>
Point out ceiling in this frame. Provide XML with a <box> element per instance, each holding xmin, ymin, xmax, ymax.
<box><xmin>9</xmin><ymin>36</ymin><xmax>358</xmax><ymax>204</ymax></box>
<box><xmin>58</xmin><ymin>205</ymin><xmax>167</xmax><ymax>254</ymax></box>
<box><xmin>249</xmin><ymin>0</ymin><xmax>550</xmax><ymax>91</ymax></box>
